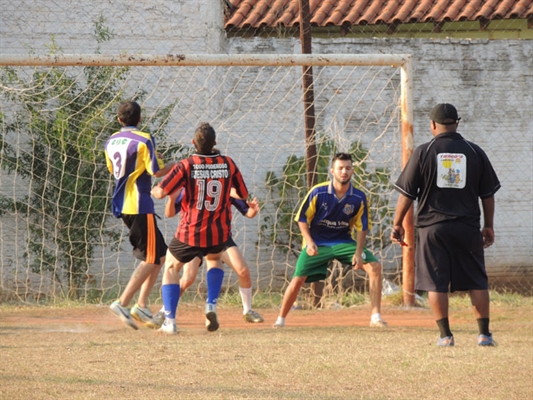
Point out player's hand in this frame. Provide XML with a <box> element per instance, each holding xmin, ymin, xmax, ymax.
<box><xmin>306</xmin><ymin>242</ymin><xmax>318</xmax><ymax>256</ymax></box>
<box><xmin>246</xmin><ymin>198</ymin><xmax>260</xmax><ymax>218</ymax></box>
<box><xmin>482</xmin><ymin>227</ymin><xmax>495</xmax><ymax>248</ymax></box>
<box><xmin>391</xmin><ymin>226</ymin><xmax>408</xmax><ymax>246</ymax></box>
<box><xmin>352</xmin><ymin>253</ymin><xmax>364</xmax><ymax>270</ymax></box>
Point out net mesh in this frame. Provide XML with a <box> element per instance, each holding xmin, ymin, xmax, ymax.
<box><xmin>0</xmin><ymin>56</ymin><xmax>405</xmax><ymax>304</ymax></box>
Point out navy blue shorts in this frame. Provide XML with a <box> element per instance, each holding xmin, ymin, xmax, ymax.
<box><xmin>415</xmin><ymin>221</ymin><xmax>488</xmax><ymax>293</ymax></box>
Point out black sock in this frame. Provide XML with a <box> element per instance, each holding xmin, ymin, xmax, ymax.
<box><xmin>477</xmin><ymin>318</ymin><xmax>491</xmax><ymax>336</ymax></box>
<box><xmin>436</xmin><ymin>318</ymin><xmax>453</xmax><ymax>338</ymax></box>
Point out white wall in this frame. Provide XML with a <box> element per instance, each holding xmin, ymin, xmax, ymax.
<box><xmin>1</xmin><ymin>1</ymin><xmax>531</xmax><ymax>291</ymax></box>
<box><xmin>229</xmin><ymin>36</ymin><xmax>533</xmax><ymax>281</ymax></box>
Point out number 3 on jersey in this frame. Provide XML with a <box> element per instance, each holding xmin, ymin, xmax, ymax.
<box><xmin>108</xmin><ymin>138</ymin><xmax>131</xmax><ymax>180</ymax></box>
<box><xmin>196</xmin><ymin>179</ymin><xmax>222</xmax><ymax>211</ymax></box>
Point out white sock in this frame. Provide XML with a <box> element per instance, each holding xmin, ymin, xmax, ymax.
<box><xmin>275</xmin><ymin>316</ymin><xmax>285</xmax><ymax>327</ymax></box>
<box><xmin>239</xmin><ymin>286</ymin><xmax>252</xmax><ymax>314</ymax></box>
<box><xmin>371</xmin><ymin>313</ymin><xmax>382</xmax><ymax>323</ymax></box>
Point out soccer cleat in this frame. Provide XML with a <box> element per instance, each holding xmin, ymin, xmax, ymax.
<box><xmin>110</xmin><ymin>300</ymin><xmax>139</xmax><ymax>330</ymax></box>
<box><xmin>152</xmin><ymin>310</ymin><xmax>165</xmax><ymax>329</ymax></box>
<box><xmin>478</xmin><ymin>334</ymin><xmax>497</xmax><ymax>346</ymax></box>
<box><xmin>205</xmin><ymin>304</ymin><xmax>219</xmax><ymax>332</ymax></box>
<box><xmin>436</xmin><ymin>335</ymin><xmax>455</xmax><ymax>347</ymax></box>
<box><xmin>158</xmin><ymin>319</ymin><xmax>177</xmax><ymax>335</ymax></box>
<box><xmin>131</xmin><ymin>304</ymin><xmax>159</xmax><ymax>329</ymax></box>
<box><xmin>369</xmin><ymin>319</ymin><xmax>388</xmax><ymax>328</ymax></box>
<box><xmin>243</xmin><ymin>310</ymin><xmax>264</xmax><ymax>323</ymax></box>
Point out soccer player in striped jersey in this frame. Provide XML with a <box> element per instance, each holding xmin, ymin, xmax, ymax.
<box><xmin>151</xmin><ymin>122</ymin><xmax>249</xmax><ymax>334</ymax></box>
<box><xmin>105</xmin><ymin>101</ymin><xmax>175</xmax><ymax>330</ymax></box>
<box><xmin>273</xmin><ymin>152</ymin><xmax>387</xmax><ymax>328</ymax></box>
<box><xmin>150</xmin><ymin>188</ymin><xmax>264</xmax><ymax>325</ymax></box>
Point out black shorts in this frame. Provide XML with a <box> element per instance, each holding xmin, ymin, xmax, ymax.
<box><xmin>415</xmin><ymin>221</ymin><xmax>488</xmax><ymax>293</ymax></box>
<box><xmin>224</xmin><ymin>236</ymin><xmax>237</xmax><ymax>250</ymax></box>
<box><xmin>122</xmin><ymin>214</ymin><xmax>167</xmax><ymax>265</ymax></box>
<box><xmin>168</xmin><ymin>237</ymin><xmax>228</xmax><ymax>264</ymax></box>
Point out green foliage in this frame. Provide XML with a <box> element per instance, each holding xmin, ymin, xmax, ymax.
<box><xmin>261</xmin><ymin>135</ymin><xmax>393</xmax><ymax>256</ymax></box>
<box><xmin>0</xmin><ymin>20</ymin><xmax>179</xmax><ymax>299</ymax></box>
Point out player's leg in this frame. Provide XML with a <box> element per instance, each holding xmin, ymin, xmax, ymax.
<box><xmin>453</xmin><ymin>223</ymin><xmax>494</xmax><ymax>345</ymax></box>
<box><xmin>274</xmin><ymin>247</ymin><xmax>332</xmax><ymax>327</ymax></box>
<box><xmin>333</xmin><ymin>243</ymin><xmax>387</xmax><ymax>327</ymax></box>
<box><xmin>132</xmin><ymin>219</ymin><xmax>169</xmax><ymax>328</ymax></box>
<box><xmin>111</xmin><ymin>260</ymin><xmax>157</xmax><ymax>330</ymax></box>
<box><xmin>131</xmin><ymin>257</ymin><xmax>164</xmax><ymax>328</ymax></box>
<box><xmin>428</xmin><ymin>291</ymin><xmax>454</xmax><ymax>345</ymax></box>
<box><xmin>470</xmin><ymin>289</ymin><xmax>494</xmax><ymax>345</ymax></box>
<box><xmin>160</xmin><ymin>249</ymin><xmax>183</xmax><ymax>331</ymax></box>
<box><xmin>111</xmin><ymin>214</ymin><xmax>165</xmax><ymax>330</ymax></box>
<box><xmin>416</xmin><ymin>224</ymin><xmax>454</xmax><ymax>346</ymax></box>
<box><xmin>310</xmin><ymin>281</ymin><xmax>324</xmax><ymax>309</ymax></box>
<box><xmin>137</xmin><ymin>259</ymin><xmax>163</xmax><ymax>308</ymax></box>
<box><xmin>362</xmin><ymin>260</ymin><xmax>386</xmax><ymax>327</ymax></box>
<box><xmin>204</xmin><ymin>252</ymin><xmax>224</xmax><ymax>332</ymax></box>
<box><xmin>180</xmin><ymin>257</ymin><xmax>202</xmax><ymax>294</ymax></box>
<box><xmin>159</xmin><ymin>238</ymin><xmax>193</xmax><ymax>334</ymax></box>
<box><xmin>152</xmin><ymin>256</ymin><xmax>202</xmax><ymax>327</ymax></box>
<box><xmin>274</xmin><ymin>276</ymin><xmax>307</xmax><ymax>328</ymax></box>
<box><xmin>221</xmin><ymin>245</ymin><xmax>264</xmax><ymax>323</ymax></box>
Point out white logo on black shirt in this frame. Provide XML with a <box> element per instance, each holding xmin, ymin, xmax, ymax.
<box><xmin>437</xmin><ymin>153</ymin><xmax>466</xmax><ymax>189</ymax></box>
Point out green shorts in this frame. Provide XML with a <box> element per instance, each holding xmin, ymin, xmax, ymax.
<box><xmin>294</xmin><ymin>243</ymin><xmax>378</xmax><ymax>283</ymax></box>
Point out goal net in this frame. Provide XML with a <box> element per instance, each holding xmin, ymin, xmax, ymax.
<box><xmin>0</xmin><ymin>53</ymin><xmax>412</xmax><ymax>306</ymax></box>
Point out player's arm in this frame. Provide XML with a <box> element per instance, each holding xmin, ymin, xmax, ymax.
<box><xmin>154</xmin><ymin>160</ymin><xmax>175</xmax><ymax>178</ymax></box>
<box><xmin>230</xmin><ymin>161</ymin><xmax>249</xmax><ymax>200</ymax></box>
<box><xmin>165</xmin><ymin>188</ymin><xmax>184</xmax><ymax>218</ymax></box>
<box><xmin>143</xmin><ymin>138</ymin><xmax>175</xmax><ymax>178</ymax></box>
<box><xmin>230</xmin><ymin>187</ymin><xmax>246</xmax><ymax>200</ymax></box>
<box><xmin>391</xmin><ymin>194</ymin><xmax>412</xmax><ymax>246</ymax></box>
<box><xmin>152</xmin><ymin>163</ymin><xmax>184</xmax><ymax>199</ymax></box>
<box><xmin>230</xmin><ymin>196</ymin><xmax>259</xmax><ymax>219</ymax></box>
<box><xmin>481</xmin><ymin>196</ymin><xmax>495</xmax><ymax>248</ymax></box>
<box><xmin>244</xmin><ymin>197</ymin><xmax>259</xmax><ymax>218</ymax></box>
<box><xmin>151</xmin><ymin>185</ymin><xmax>166</xmax><ymax>199</ymax></box>
<box><xmin>298</xmin><ymin>221</ymin><xmax>318</xmax><ymax>256</ymax></box>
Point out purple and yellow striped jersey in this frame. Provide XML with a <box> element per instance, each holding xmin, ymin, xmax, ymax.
<box><xmin>105</xmin><ymin>127</ymin><xmax>165</xmax><ymax>218</ymax></box>
<box><xmin>295</xmin><ymin>181</ymin><xmax>371</xmax><ymax>247</ymax></box>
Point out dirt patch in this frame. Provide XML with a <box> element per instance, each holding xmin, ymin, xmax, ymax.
<box><xmin>0</xmin><ymin>303</ymin><xmax>436</xmax><ymax>333</ymax></box>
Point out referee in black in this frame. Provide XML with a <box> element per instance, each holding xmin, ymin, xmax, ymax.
<box><xmin>391</xmin><ymin>103</ymin><xmax>500</xmax><ymax>347</ymax></box>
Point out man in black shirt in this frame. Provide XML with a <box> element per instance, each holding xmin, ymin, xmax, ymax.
<box><xmin>392</xmin><ymin>103</ymin><xmax>500</xmax><ymax>347</ymax></box>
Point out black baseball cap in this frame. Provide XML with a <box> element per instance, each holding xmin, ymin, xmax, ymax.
<box><xmin>429</xmin><ymin>103</ymin><xmax>461</xmax><ymax>125</ymax></box>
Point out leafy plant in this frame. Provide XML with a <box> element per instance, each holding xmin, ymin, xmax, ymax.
<box><xmin>0</xmin><ymin>19</ymin><xmax>180</xmax><ymax>299</ymax></box>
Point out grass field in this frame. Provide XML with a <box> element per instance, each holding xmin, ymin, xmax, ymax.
<box><xmin>1</xmin><ymin>293</ymin><xmax>532</xmax><ymax>399</ymax></box>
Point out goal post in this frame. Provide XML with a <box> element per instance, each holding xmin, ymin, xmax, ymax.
<box><xmin>0</xmin><ymin>53</ymin><xmax>414</xmax><ymax>305</ymax></box>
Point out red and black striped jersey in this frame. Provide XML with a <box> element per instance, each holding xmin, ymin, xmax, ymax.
<box><xmin>158</xmin><ymin>153</ymin><xmax>248</xmax><ymax>247</ymax></box>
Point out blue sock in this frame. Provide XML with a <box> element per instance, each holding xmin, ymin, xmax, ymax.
<box><xmin>161</xmin><ymin>284</ymin><xmax>180</xmax><ymax>319</ymax></box>
<box><xmin>206</xmin><ymin>268</ymin><xmax>224</xmax><ymax>305</ymax></box>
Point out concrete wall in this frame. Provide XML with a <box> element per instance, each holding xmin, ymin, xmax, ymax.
<box><xmin>1</xmin><ymin>1</ymin><xmax>531</xmax><ymax>293</ymax></box>
<box><xmin>229</xmin><ymin>36</ymin><xmax>533</xmax><ymax>284</ymax></box>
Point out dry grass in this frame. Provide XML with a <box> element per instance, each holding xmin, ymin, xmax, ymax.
<box><xmin>0</xmin><ymin>297</ymin><xmax>532</xmax><ymax>399</ymax></box>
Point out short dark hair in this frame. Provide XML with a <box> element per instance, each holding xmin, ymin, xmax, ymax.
<box><xmin>193</xmin><ymin>122</ymin><xmax>216</xmax><ymax>155</ymax></box>
<box><xmin>332</xmin><ymin>152</ymin><xmax>353</xmax><ymax>165</ymax></box>
<box><xmin>118</xmin><ymin>101</ymin><xmax>141</xmax><ymax>127</ymax></box>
